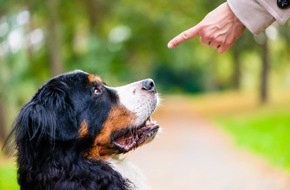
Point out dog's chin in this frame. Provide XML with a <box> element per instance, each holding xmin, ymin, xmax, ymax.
<box><xmin>112</xmin><ymin>117</ymin><xmax>159</xmax><ymax>153</ymax></box>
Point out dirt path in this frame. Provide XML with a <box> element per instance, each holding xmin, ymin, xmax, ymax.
<box><xmin>128</xmin><ymin>97</ymin><xmax>290</xmax><ymax>190</ymax></box>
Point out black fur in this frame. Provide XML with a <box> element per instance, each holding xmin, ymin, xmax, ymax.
<box><xmin>6</xmin><ymin>71</ymin><xmax>132</xmax><ymax>190</ymax></box>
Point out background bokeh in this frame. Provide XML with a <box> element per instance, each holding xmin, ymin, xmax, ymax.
<box><xmin>0</xmin><ymin>0</ymin><xmax>290</xmax><ymax>189</ymax></box>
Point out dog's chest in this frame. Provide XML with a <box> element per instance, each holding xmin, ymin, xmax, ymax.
<box><xmin>109</xmin><ymin>158</ymin><xmax>150</xmax><ymax>190</ymax></box>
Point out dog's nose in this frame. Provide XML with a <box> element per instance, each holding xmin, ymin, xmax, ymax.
<box><xmin>142</xmin><ymin>79</ymin><xmax>156</xmax><ymax>92</ymax></box>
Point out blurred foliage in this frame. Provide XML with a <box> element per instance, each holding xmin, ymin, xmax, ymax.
<box><xmin>0</xmin><ymin>0</ymin><xmax>289</xmax><ymax>149</ymax></box>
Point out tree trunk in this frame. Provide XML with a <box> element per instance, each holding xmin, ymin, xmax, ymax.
<box><xmin>84</xmin><ymin>0</ymin><xmax>105</xmax><ymax>34</ymax></box>
<box><xmin>232</xmin><ymin>50</ymin><xmax>241</xmax><ymax>90</ymax></box>
<box><xmin>85</xmin><ymin>0</ymin><xmax>98</xmax><ymax>33</ymax></box>
<box><xmin>0</xmin><ymin>99</ymin><xmax>6</xmax><ymax>146</ymax></box>
<box><xmin>280</xmin><ymin>23</ymin><xmax>290</xmax><ymax>52</ymax></box>
<box><xmin>260</xmin><ymin>36</ymin><xmax>269</xmax><ymax>104</ymax></box>
<box><xmin>46</xmin><ymin>0</ymin><xmax>63</xmax><ymax>75</ymax></box>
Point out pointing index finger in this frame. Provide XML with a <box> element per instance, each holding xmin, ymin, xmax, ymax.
<box><xmin>167</xmin><ymin>24</ymin><xmax>201</xmax><ymax>48</ymax></box>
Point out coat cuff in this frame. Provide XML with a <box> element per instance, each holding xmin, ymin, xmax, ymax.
<box><xmin>227</xmin><ymin>0</ymin><xmax>275</xmax><ymax>35</ymax></box>
<box><xmin>256</xmin><ymin>0</ymin><xmax>290</xmax><ymax>25</ymax></box>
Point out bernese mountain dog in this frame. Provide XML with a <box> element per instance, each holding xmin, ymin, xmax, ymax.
<box><xmin>6</xmin><ymin>70</ymin><xmax>160</xmax><ymax>190</ymax></box>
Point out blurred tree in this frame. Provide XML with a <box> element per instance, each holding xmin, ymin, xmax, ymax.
<box><xmin>0</xmin><ymin>100</ymin><xmax>6</xmax><ymax>145</ymax></box>
<box><xmin>230</xmin><ymin>32</ymin><xmax>259</xmax><ymax>90</ymax></box>
<box><xmin>46</xmin><ymin>0</ymin><xmax>62</xmax><ymax>75</ymax></box>
<box><xmin>0</xmin><ymin>0</ymin><xmax>289</xmax><ymax>151</ymax></box>
<box><xmin>279</xmin><ymin>22</ymin><xmax>290</xmax><ymax>52</ymax></box>
<box><xmin>231</xmin><ymin>48</ymin><xmax>242</xmax><ymax>90</ymax></box>
<box><xmin>260</xmin><ymin>33</ymin><xmax>269</xmax><ymax>103</ymax></box>
<box><xmin>231</xmin><ymin>30</ymin><xmax>274</xmax><ymax>104</ymax></box>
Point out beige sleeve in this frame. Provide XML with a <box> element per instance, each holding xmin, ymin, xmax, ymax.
<box><xmin>227</xmin><ymin>0</ymin><xmax>290</xmax><ymax>35</ymax></box>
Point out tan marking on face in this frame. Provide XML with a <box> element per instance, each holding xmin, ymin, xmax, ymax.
<box><xmin>87</xmin><ymin>74</ymin><xmax>102</xmax><ymax>83</ymax></box>
<box><xmin>86</xmin><ymin>105</ymin><xmax>135</xmax><ymax>159</ymax></box>
<box><xmin>79</xmin><ymin>120</ymin><xmax>89</xmax><ymax>138</ymax></box>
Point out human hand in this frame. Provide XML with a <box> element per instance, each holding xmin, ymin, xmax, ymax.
<box><xmin>167</xmin><ymin>2</ymin><xmax>245</xmax><ymax>53</ymax></box>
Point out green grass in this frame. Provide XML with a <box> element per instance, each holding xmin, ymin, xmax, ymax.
<box><xmin>213</xmin><ymin>99</ymin><xmax>290</xmax><ymax>171</ymax></box>
<box><xmin>0</xmin><ymin>159</ymin><xmax>18</xmax><ymax>190</ymax></box>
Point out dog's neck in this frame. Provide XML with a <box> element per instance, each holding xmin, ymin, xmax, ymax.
<box><xmin>108</xmin><ymin>156</ymin><xmax>150</xmax><ymax>190</ymax></box>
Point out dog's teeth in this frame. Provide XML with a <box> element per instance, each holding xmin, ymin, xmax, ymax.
<box><xmin>144</xmin><ymin>117</ymin><xmax>159</xmax><ymax>126</ymax></box>
<box><xmin>145</xmin><ymin>120</ymin><xmax>150</xmax><ymax>125</ymax></box>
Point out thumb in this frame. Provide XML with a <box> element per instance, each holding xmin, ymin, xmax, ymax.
<box><xmin>167</xmin><ymin>24</ymin><xmax>201</xmax><ymax>48</ymax></box>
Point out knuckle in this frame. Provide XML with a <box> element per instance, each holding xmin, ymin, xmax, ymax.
<box><xmin>224</xmin><ymin>41</ymin><xmax>233</xmax><ymax>47</ymax></box>
<box><xmin>181</xmin><ymin>32</ymin><xmax>189</xmax><ymax>40</ymax></box>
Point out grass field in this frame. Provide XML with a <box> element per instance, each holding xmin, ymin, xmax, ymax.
<box><xmin>216</xmin><ymin>108</ymin><xmax>290</xmax><ymax>171</ymax></box>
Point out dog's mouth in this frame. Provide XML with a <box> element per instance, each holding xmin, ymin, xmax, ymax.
<box><xmin>112</xmin><ymin>117</ymin><xmax>159</xmax><ymax>153</ymax></box>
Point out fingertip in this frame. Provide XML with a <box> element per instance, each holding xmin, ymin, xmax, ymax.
<box><xmin>167</xmin><ymin>42</ymin><xmax>175</xmax><ymax>49</ymax></box>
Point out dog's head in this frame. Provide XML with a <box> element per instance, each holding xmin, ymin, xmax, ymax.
<box><xmin>13</xmin><ymin>70</ymin><xmax>159</xmax><ymax>160</ymax></box>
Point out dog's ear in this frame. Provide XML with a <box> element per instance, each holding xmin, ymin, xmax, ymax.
<box><xmin>15</xmin><ymin>80</ymin><xmax>78</xmax><ymax>144</ymax></box>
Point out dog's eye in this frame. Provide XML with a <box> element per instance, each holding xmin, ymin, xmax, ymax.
<box><xmin>93</xmin><ymin>87</ymin><xmax>102</xmax><ymax>95</ymax></box>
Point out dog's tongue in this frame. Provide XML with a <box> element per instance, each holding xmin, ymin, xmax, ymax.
<box><xmin>113</xmin><ymin>118</ymin><xmax>159</xmax><ymax>153</ymax></box>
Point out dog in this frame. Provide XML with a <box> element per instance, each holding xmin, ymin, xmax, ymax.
<box><xmin>7</xmin><ymin>70</ymin><xmax>160</xmax><ymax>190</ymax></box>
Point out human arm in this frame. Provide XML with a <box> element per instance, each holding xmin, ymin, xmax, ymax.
<box><xmin>167</xmin><ymin>0</ymin><xmax>290</xmax><ymax>53</ymax></box>
<box><xmin>227</xmin><ymin>0</ymin><xmax>290</xmax><ymax>35</ymax></box>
